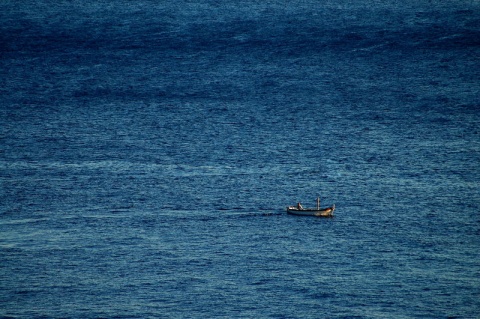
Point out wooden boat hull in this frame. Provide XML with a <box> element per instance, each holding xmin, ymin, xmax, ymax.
<box><xmin>286</xmin><ymin>205</ymin><xmax>335</xmax><ymax>217</ymax></box>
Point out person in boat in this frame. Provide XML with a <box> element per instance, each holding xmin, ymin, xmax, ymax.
<box><xmin>297</xmin><ymin>202</ymin><xmax>303</xmax><ymax>210</ymax></box>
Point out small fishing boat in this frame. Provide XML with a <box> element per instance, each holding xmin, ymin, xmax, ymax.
<box><xmin>287</xmin><ymin>197</ymin><xmax>335</xmax><ymax>217</ymax></box>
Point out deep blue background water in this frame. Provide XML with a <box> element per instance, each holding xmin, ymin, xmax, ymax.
<box><xmin>1</xmin><ymin>1</ymin><xmax>479</xmax><ymax>318</ymax></box>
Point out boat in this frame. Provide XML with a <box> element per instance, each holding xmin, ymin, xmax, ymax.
<box><xmin>287</xmin><ymin>197</ymin><xmax>335</xmax><ymax>217</ymax></box>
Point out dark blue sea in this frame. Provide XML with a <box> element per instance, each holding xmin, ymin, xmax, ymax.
<box><xmin>1</xmin><ymin>1</ymin><xmax>479</xmax><ymax>318</ymax></box>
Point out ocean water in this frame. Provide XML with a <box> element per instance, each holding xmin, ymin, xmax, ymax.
<box><xmin>1</xmin><ymin>1</ymin><xmax>479</xmax><ymax>318</ymax></box>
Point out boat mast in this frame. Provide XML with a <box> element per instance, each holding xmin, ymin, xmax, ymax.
<box><xmin>316</xmin><ymin>197</ymin><xmax>320</xmax><ymax>210</ymax></box>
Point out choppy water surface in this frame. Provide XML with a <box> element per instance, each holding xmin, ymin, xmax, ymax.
<box><xmin>1</xmin><ymin>1</ymin><xmax>479</xmax><ymax>318</ymax></box>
